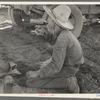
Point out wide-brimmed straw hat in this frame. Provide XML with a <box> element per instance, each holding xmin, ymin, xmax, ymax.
<box><xmin>43</xmin><ymin>5</ymin><xmax>74</xmax><ymax>30</ymax></box>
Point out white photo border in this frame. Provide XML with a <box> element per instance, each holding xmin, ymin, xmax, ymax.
<box><xmin>0</xmin><ymin>1</ymin><xmax>100</xmax><ymax>99</ymax></box>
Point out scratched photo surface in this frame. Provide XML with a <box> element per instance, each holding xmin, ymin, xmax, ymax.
<box><xmin>0</xmin><ymin>4</ymin><xmax>100</xmax><ymax>94</ymax></box>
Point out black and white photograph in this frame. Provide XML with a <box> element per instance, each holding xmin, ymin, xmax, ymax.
<box><xmin>0</xmin><ymin>3</ymin><xmax>100</xmax><ymax>96</ymax></box>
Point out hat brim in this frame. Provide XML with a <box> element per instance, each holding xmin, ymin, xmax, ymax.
<box><xmin>43</xmin><ymin>6</ymin><xmax>74</xmax><ymax>30</ymax></box>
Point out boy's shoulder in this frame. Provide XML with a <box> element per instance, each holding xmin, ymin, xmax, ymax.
<box><xmin>60</xmin><ymin>30</ymin><xmax>72</xmax><ymax>38</ymax></box>
<box><xmin>57</xmin><ymin>30</ymin><xmax>71</xmax><ymax>43</ymax></box>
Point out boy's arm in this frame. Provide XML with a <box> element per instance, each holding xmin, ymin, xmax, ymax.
<box><xmin>38</xmin><ymin>32</ymin><xmax>69</xmax><ymax>78</ymax></box>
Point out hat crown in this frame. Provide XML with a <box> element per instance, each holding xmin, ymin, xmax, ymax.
<box><xmin>43</xmin><ymin>5</ymin><xmax>73</xmax><ymax>29</ymax></box>
<box><xmin>53</xmin><ymin>5</ymin><xmax>71</xmax><ymax>23</ymax></box>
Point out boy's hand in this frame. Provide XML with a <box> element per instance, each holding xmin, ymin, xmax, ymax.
<box><xmin>26</xmin><ymin>71</ymin><xmax>39</xmax><ymax>78</ymax></box>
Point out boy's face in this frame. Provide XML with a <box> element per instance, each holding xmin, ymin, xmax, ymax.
<box><xmin>46</xmin><ymin>17</ymin><xmax>61</xmax><ymax>35</ymax></box>
<box><xmin>47</xmin><ymin>17</ymin><xmax>55</xmax><ymax>34</ymax></box>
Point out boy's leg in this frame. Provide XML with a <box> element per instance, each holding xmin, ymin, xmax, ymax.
<box><xmin>26</xmin><ymin>77</ymin><xmax>79</xmax><ymax>93</ymax></box>
<box><xmin>26</xmin><ymin>77</ymin><xmax>52</xmax><ymax>88</ymax></box>
<box><xmin>66</xmin><ymin>77</ymin><xmax>79</xmax><ymax>93</ymax></box>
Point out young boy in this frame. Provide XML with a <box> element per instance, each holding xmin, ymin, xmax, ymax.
<box><xmin>26</xmin><ymin>5</ymin><xmax>84</xmax><ymax>93</ymax></box>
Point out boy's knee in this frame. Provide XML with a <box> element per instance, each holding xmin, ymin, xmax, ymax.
<box><xmin>66</xmin><ymin>77</ymin><xmax>79</xmax><ymax>93</ymax></box>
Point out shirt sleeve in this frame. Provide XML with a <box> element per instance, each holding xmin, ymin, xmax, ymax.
<box><xmin>38</xmin><ymin>32</ymin><xmax>69</xmax><ymax>78</ymax></box>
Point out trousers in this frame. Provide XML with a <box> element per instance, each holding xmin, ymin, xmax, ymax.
<box><xmin>26</xmin><ymin>65</ymin><xmax>80</xmax><ymax>93</ymax></box>
<box><xmin>26</xmin><ymin>77</ymin><xmax>79</xmax><ymax>93</ymax></box>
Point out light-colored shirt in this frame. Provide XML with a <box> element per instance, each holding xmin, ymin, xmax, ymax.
<box><xmin>38</xmin><ymin>30</ymin><xmax>84</xmax><ymax>78</ymax></box>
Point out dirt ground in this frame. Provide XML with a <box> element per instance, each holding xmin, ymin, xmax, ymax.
<box><xmin>0</xmin><ymin>8</ymin><xmax>100</xmax><ymax>93</ymax></box>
